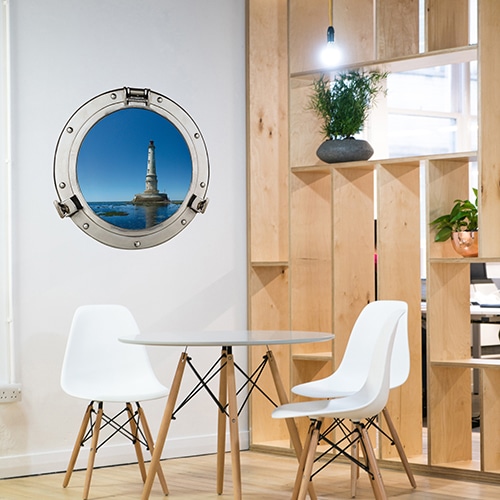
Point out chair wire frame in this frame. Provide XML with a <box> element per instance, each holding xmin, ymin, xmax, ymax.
<box><xmin>311</xmin><ymin>417</ymin><xmax>376</xmax><ymax>481</ymax></box>
<box><xmin>81</xmin><ymin>401</ymin><xmax>150</xmax><ymax>452</ymax></box>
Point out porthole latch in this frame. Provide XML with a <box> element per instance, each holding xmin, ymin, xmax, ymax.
<box><xmin>53</xmin><ymin>195</ymin><xmax>83</xmax><ymax>218</ymax></box>
<box><xmin>188</xmin><ymin>195</ymin><xmax>209</xmax><ymax>214</ymax></box>
<box><xmin>125</xmin><ymin>87</ymin><xmax>150</xmax><ymax>106</ymax></box>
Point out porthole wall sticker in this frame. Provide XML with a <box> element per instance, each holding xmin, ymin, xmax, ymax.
<box><xmin>53</xmin><ymin>87</ymin><xmax>209</xmax><ymax>249</ymax></box>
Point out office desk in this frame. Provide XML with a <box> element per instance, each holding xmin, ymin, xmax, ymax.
<box><xmin>121</xmin><ymin>330</ymin><xmax>333</xmax><ymax>500</ymax></box>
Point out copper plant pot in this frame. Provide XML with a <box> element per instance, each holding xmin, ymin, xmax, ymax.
<box><xmin>451</xmin><ymin>231</ymin><xmax>478</xmax><ymax>257</ymax></box>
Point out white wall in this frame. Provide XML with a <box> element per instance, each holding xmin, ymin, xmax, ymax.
<box><xmin>0</xmin><ymin>0</ymin><xmax>247</xmax><ymax>477</ymax></box>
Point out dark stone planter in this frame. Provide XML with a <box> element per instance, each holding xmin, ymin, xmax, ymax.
<box><xmin>316</xmin><ymin>138</ymin><xmax>374</xmax><ymax>163</ymax></box>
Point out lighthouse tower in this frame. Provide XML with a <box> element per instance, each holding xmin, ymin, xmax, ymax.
<box><xmin>132</xmin><ymin>140</ymin><xmax>170</xmax><ymax>205</ymax></box>
<box><xmin>144</xmin><ymin>141</ymin><xmax>159</xmax><ymax>193</ymax></box>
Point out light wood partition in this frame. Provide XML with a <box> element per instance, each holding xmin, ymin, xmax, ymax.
<box><xmin>478</xmin><ymin>0</ymin><xmax>500</xmax><ymax>257</ymax></box>
<box><xmin>247</xmin><ymin>0</ymin><xmax>500</xmax><ymax>483</ymax></box>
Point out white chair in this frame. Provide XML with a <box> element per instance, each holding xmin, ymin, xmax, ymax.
<box><xmin>272</xmin><ymin>301</ymin><xmax>406</xmax><ymax>500</ymax></box>
<box><xmin>61</xmin><ymin>304</ymin><xmax>169</xmax><ymax>500</ymax></box>
<box><xmin>292</xmin><ymin>300</ymin><xmax>416</xmax><ymax>494</ymax></box>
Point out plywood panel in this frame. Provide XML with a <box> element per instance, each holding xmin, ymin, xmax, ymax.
<box><xmin>289</xmin><ymin>83</ymin><xmax>324</xmax><ymax>168</ymax></box>
<box><xmin>377</xmin><ymin>162</ymin><xmax>422</xmax><ymax>457</ymax></box>
<box><xmin>426</xmin><ymin>0</ymin><xmax>469</xmax><ymax>51</ymax></box>
<box><xmin>377</xmin><ymin>0</ymin><xmax>419</xmax><ymax>59</ymax></box>
<box><xmin>478</xmin><ymin>0</ymin><xmax>500</xmax><ymax>257</ymax></box>
<box><xmin>289</xmin><ymin>0</ymin><xmax>375</xmax><ymax>74</ymax></box>
<box><xmin>290</xmin><ymin>170</ymin><xmax>333</xmax><ymax>351</ymax></box>
<box><xmin>428</xmin><ymin>366</ymin><xmax>472</xmax><ymax>464</ymax></box>
<box><xmin>249</xmin><ymin>266</ymin><xmax>289</xmax><ymax>330</ymax></box>
<box><xmin>290</xmin><ymin>171</ymin><xmax>332</xmax><ymax>260</ymax></box>
<box><xmin>427</xmin><ymin>262</ymin><xmax>470</xmax><ymax>361</ymax></box>
<box><xmin>427</xmin><ymin>158</ymin><xmax>470</xmax><ymax>259</ymax></box>
<box><xmin>249</xmin><ymin>344</ymin><xmax>291</xmax><ymax>445</ymax></box>
<box><xmin>481</xmin><ymin>368</ymin><xmax>500</xmax><ymax>471</ymax></box>
<box><xmin>248</xmin><ymin>0</ymin><xmax>289</xmax><ymax>262</ymax></box>
<box><xmin>249</xmin><ymin>265</ymin><xmax>290</xmax><ymax>445</ymax></box>
<box><xmin>332</xmin><ymin>167</ymin><xmax>375</xmax><ymax>367</ymax></box>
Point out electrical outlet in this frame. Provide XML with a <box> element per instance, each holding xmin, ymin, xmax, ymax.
<box><xmin>0</xmin><ymin>384</ymin><xmax>22</xmax><ymax>403</ymax></box>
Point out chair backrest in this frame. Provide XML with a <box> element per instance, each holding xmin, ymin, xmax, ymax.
<box><xmin>61</xmin><ymin>304</ymin><xmax>168</xmax><ymax>402</ymax></box>
<box><xmin>282</xmin><ymin>304</ymin><xmax>405</xmax><ymax>422</ymax></box>
<box><xmin>338</xmin><ymin>304</ymin><xmax>405</xmax><ymax>421</ymax></box>
<box><xmin>313</xmin><ymin>300</ymin><xmax>409</xmax><ymax>396</ymax></box>
<box><xmin>340</xmin><ymin>300</ymin><xmax>408</xmax><ymax>390</ymax></box>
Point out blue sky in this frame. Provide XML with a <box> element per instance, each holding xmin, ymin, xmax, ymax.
<box><xmin>77</xmin><ymin>108</ymin><xmax>192</xmax><ymax>202</ymax></box>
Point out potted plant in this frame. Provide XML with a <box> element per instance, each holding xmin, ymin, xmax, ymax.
<box><xmin>309</xmin><ymin>69</ymin><xmax>387</xmax><ymax>163</ymax></box>
<box><xmin>429</xmin><ymin>188</ymin><xmax>478</xmax><ymax>257</ymax></box>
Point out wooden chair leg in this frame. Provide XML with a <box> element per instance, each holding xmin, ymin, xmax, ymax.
<box><xmin>381</xmin><ymin>407</ymin><xmax>417</xmax><ymax>488</ymax></box>
<box><xmin>137</xmin><ymin>404</ymin><xmax>169</xmax><ymax>495</ymax></box>
<box><xmin>216</xmin><ymin>347</ymin><xmax>228</xmax><ymax>495</ymax></box>
<box><xmin>83</xmin><ymin>402</ymin><xmax>104</xmax><ymax>500</ymax></box>
<box><xmin>356</xmin><ymin>422</ymin><xmax>387</xmax><ymax>500</ymax></box>
<box><xmin>293</xmin><ymin>419</ymin><xmax>321</xmax><ymax>500</ymax></box>
<box><xmin>127</xmin><ymin>403</ymin><xmax>147</xmax><ymax>483</ymax></box>
<box><xmin>350</xmin><ymin>438</ymin><xmax>359</xmax><ymax>498</ymax></box>
<box><xmin>63</xmin><ymin>403</ymin><xmax>93</xmax><ymax>488</ymax></box>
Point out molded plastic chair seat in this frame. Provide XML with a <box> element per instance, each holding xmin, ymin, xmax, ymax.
<box><xmin>292</xmin><ymin>301</ymin><xmax>409</xmax><ymax>399</ymax></box>
<box><xmin>292</xmin><ymin>300</ymin><xmax>416</xmax><ymax>494</ymax></box>
<box><xmin>61</xmin><ymin>304</ymin><xmax>169</xmax><ymax>500</ymax></box>
<box><xmin>272</xmin><ymin>301</ymin><xmax>407</xmax><ymax>500</ymax></box>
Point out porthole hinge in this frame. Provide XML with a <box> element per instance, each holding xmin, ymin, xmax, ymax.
<box><xmin>53</xmin><ymin>195</ymin><xmax>83</xmax><ymax>218</ymax></box>
<box><xmin>125</xmin><ymin>87</ymin><xmax>150</xmax><ymax>106</ymax></box>
<box><xmin>188</xmin><ymin>195</ymin><xmax>209</xmax><ymax>214</ymax></box>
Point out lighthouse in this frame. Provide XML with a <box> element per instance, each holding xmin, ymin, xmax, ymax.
<box><xmin>132</xmin><ymin>140</ymin><xmax>170</xmax><ymax>205</ymax></box>
<box><xmin>145</xmin><ymin>140</ymin><xmax>159</xmax><ymax>193</ymax></box>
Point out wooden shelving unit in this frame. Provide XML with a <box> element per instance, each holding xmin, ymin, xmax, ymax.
<box><xmin>247</xmin><ymin>0</ymin><xmax>500</xmax><ymax>481</ymax></box>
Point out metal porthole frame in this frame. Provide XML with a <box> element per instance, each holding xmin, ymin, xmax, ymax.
<box><xmin>53</xmin><ymin>87</ymin><xmax>209</xmax><ymax>249</ymax></box>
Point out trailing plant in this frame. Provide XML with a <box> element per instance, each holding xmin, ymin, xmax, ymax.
<box><xmin>309</xmin><ymin>70</ymin><xmax>388</xmax><ymax>140</ymax></box>
<box><xmin>429</xmin><ymin>188</ymin><xmax>478</xmax><ymax>242</ymax></box>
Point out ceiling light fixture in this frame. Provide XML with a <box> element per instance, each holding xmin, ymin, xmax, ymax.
<box><xmin>321</xmin><ymin>0</ymin><xmax>341</xmax><ymax>67</ymax></box>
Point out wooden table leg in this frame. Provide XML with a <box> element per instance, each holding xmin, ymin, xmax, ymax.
<box><xmin>141</xmin><ymin>351</ymin><xmax>188</xmax><ymax>500</ymax></box>
<box><xmin>226</xmin><ymin>347</ymin><xmax>242</xmax><ymax>500</ymax></box>
<box><xmin>267</xmin><ymin>349</ymin><xmax>318</xmax><ymax>500</ymax></box>
<box><xmin>217</xmin><ymin>347</ymin><xmax>228</xmax><ymax>494</ymax></box>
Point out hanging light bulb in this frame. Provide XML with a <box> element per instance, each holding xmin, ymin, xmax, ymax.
<box><xmin>320</xmin><ymin>0</ymin><xmax>341</xmax><ymax>67</ymax></box>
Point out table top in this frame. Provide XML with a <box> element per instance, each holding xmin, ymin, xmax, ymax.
<box><xmin>120</xmin><ymin>329</ymin><xmax>334</xmax><ymax>347</ymax></box>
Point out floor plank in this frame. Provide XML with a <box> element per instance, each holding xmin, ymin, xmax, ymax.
<box><xmin>2</xmin><ymin>450</ymin><xmax>500</xmax><ymax>499</ymax></box>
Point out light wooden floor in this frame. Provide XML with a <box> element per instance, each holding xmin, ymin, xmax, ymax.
<box><xmin>2</xmin><ymin>450</ymin><xmax>500</xmax><ymax>499</ymax></box>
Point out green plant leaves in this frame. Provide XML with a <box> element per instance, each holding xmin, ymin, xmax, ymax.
<box><xmin>429</xmin><ymin>188</ymin><xmax>478</xmax><ymax>241</ymax></box>
<box><xmin>310</xmin><ymin>70</ymin><xmax>387</xmax><ymax>140</ymax></box>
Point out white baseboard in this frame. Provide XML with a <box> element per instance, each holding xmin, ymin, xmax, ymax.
<box><xmin>0</xmin><ymin>430</ymin><xmax>249</xmax><ymax>479</ymax></box>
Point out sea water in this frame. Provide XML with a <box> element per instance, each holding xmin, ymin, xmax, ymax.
<box><xmin>89</xmin><ymin>201</ymin><xmax>180</xmax><ymax>230</ymax></box>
